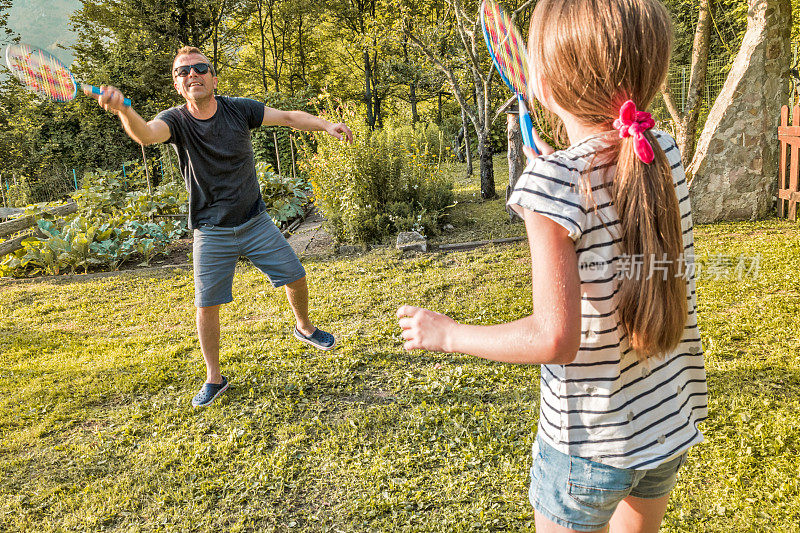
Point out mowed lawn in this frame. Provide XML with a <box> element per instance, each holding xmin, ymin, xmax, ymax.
<box><xmin>1</xmin><ymin>213</ymin><xmax>799</xmax><ymax>531</ymax></box>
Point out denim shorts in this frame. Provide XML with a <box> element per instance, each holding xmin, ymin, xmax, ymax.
<box><xmin>192</xmin><ymin>213</ymin><xmax>306</xmax><ymax>308</ymax></box>
<box><xmin>529</xmin><ymin>435</ymin><xmax>688</xmax><ymax>531</ymax></box>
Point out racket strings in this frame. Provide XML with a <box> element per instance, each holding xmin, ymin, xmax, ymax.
<box><xmin>483</xmin><ymin>5</ymin><xmax>528</xmax><ymax>97</ymax></box>
<box><xmin>8</xmin><ymin>44</ymin><xmax>75</xmax><ymax>101</ymax></box>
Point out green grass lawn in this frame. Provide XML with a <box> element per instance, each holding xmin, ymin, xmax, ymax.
<box><xmin>431</xmin><ymin>155</ymin><xmax>528</xmax><ymax>245</ymax></box>
<box><xmin>1</xmin><ymin>165</ymin><xmax>799</xmax><ymax>530</ymax></box>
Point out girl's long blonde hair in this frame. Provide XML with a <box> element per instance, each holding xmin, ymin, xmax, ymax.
<box><xmin>529</xmin><ymin>0</ymin><xmax>686</xmax><ymax>359</ymax></box>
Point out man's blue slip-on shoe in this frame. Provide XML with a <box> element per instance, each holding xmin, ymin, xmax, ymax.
<box><xmin>192</xmin><ymin>375</ymin><xmax>229</xmax><ymax>407</ymax></box>
<box><xmin>293</xmin><ymin>327</ymin><xmax>337</xmax><ymax>350</ymax></box>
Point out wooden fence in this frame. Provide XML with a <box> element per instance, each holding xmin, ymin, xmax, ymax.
<box><xmin>0</xmin><ymin>201</ymin><xmax>77</xmax><ymax>258</ymax></box>
<box><xmin>778</xmin><ymin>105</ymin><xmax>800</xmax><ymax>220</ymax></box>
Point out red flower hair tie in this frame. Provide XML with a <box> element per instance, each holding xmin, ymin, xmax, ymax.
<box><xmin>613</xmin><ymin>100</ymin><xmax>655</xmax><ymax>164</ymax></box>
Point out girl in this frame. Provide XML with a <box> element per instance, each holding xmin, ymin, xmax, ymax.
<box><xmin>396</xmin><ymin>0</ymin><xmax>707</xmax><ymax>531</ymax></box>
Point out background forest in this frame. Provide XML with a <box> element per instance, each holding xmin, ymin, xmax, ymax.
<box><xmin>1</xmin><ymin>0</ymin><xmax>792</xmax><ymax>206</ymax></box>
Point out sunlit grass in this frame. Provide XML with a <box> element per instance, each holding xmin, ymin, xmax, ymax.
<box><xmin>1</xmin><ymin>208</ymin><xmax>798</xmax><ymax>530</ymax></box>
<box><xmin>433</xmin><ymin>154</ymin><xmax>527</xmax><ymax>245</ymax></box>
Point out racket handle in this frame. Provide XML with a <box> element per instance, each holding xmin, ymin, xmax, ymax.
<box><xmin>86</xmin><ymin>84</ymin><xmax>132</xmax><ymax>107</ymax></box>
<box><xmin>517</xmin><ymin>95</ymin><xmax>540</xmax><ymax>155</ymax></box>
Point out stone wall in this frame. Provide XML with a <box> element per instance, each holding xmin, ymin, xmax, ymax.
<box><xmin>687</xmin><ymin>0</ymin><xmax>791</xmax><ymax>223</ymax></box>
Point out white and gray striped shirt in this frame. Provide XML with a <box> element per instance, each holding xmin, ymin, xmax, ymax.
<box><xmin>507</xmin><ymin>131</ymin><xmax>707</xmax><ymax>470</ymax></box>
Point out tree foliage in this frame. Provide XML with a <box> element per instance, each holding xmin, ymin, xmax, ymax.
<box><xmin>0</xmin><ymin>0</ymin><xmax>783</xmax><ymax>206</ymax></box>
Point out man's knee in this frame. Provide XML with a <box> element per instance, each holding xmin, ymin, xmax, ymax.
<box><xmin>197</xmin><ymin>304</ymin><xmax>221</xmax><ymax>317</ymax></box>
<box><xmin>285</xmin><ymin>276</ymin><xmax>307</xmax><ymax>289</ymax></box>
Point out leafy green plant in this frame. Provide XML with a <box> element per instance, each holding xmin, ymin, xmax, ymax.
<box><xmin>1</xmin><ymin>169</ymin><xmax>188</xmax><ymax>277</ymax></box>
<box><xmin>75</xmin><ymin>167</ymin><xmax>187</xmax><ymax>219</ymax></box>
<box><xmin>251</xmin><ymin>89</ymin><xmax>318</xmax><ymax>173</ymax></box>
<box><xmin>301</xmin><ymin>102</ymin><xmax>454</xmax><ymax>244</ymax></box>
<box><xmin>256</xmin><ymin>163</ymin><xmax>312</xmax><ymax>226</ymax></box>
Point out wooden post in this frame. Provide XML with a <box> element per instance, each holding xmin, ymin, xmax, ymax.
<box><xmin>505</xmin><ymin>101</ymin><xmax>526</xmax><ymax>222</ymax></box>
<box><xmin>461</xmin><ymin>107</ymin><xmax>472</xmax><ymax>176</ymax></box>
<box><xmin>141</xmin><ymin>144</ymin><xmax>153</xmax><ymax>195</ymax></box>
<box><xmin>790</xmin><ymin>106</ymin><xmax>800</xmax><ymax>221</ymax></box>
<box><xmin>779</xmin><ymin>105</ymin><xmax>789</xmax><ymax>218</ymax></box>
<box><xmin>165</xmin><ymin>146</ymin><xmax>177</xmax><ymax>183</ymax></box>
<box><xmin>438</xmin><ymin>131</ymin><xmax>443</xmax><ymax>171</ymax></box>
<box><xmin>777</xmin><ymin>104</ymin><xmax>800</xmax><ymax>221</ymax></box>
<box><xmin>273</xmin><ymin>130</ymin><xmax>283</xmax><ymax>178</ymax></box>
<box><xmin>289</xmin><ymin>134</ymin><xmax>297</xmax><ymax>180</ymax></box>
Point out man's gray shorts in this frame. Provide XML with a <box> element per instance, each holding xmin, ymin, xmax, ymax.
<box><xmin>192</xmin><ymin>213</ymin><xmax>306</xmax><ymax>308</ymax></box>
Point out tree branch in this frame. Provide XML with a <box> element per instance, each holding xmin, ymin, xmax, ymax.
<box><xmin>660</xmin><ymin>84</ymin><xmax>682</xmax><ymax>126</ymax></box>
<box><xmin>406</xmin><ymin>30</ymin><xmax>479</xmax><ymax>130</ymax></box>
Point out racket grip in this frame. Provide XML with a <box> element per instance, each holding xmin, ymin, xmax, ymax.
<box><xmin>87</xmin><ymin>84</ymin><xmax>132</xmax><ymax>107</ymax></box>
<box><xmin>517</xmin><ymin>95</ymin><xmax>540</xmax><ymax>155</ymax></box>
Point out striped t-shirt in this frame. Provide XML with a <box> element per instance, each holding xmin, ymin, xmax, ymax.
<box><xmin>507</xmin><ymin>131</ymin><xmax>707</xmax><ymax>470</ymax></box>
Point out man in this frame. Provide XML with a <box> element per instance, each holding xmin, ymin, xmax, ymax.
<box><xmin>86</xmin><ymin>46</ymin><xmax>352</xmax><ymax>407</ymax></box>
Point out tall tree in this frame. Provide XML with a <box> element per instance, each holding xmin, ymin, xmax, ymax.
<box><xmin>405</xmin><ymin>0</ymin><xmax>534</xmax><ymax>199</ymax></box>
<box><xmin>662</xmin><ymin>0</ymin><xmax>714</xmax><ymax>166</ymax></box>
<box><xmin>327</xmin><ymin>0</ymin><xmax>386</xmax><ymax>129</ymax></box>
<box><xmin>223</xmin><ymin>0</ymin><xmax>324</xmax><ymax>98</ymax></box>
<box><xmin>0</xmin><ymin>0</ymin><xmax>13</xmax><ymax>48</ymax></box>
<box><xmin>385</xmin><ymin>25</ymin><xmax>447</xmax><ymax>125</ymax></box>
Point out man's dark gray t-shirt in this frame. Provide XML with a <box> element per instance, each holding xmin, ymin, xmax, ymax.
<box><xmin>155</xmin><ymin>96</ymin><xmax>266</xmax><ymax>229</ymax></box>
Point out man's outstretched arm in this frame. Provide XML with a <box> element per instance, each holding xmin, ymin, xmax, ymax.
<box><xmin>84</xmin><ymin>85</ymin><xmax>171</xmax><ymax>146</ymax></box>
<box><xmin>262</xmin><ymin>107</ymin><xmax>353</xmax><ymax>142</ymax></box>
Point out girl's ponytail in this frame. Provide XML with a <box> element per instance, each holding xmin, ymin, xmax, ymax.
<box><xmin>613</xmin><ymin>118</ymin><xmax>687</xmax><ymax>359</ymax></box>
<box><xmin>529</xmin><ymin>0</ymin><xmax>686</xmax><ymax>358</ymax></box>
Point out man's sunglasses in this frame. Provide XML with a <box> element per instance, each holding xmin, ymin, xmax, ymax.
<box><xmin>173</xmin><ymin>63</ymin><xmax>214</xmax><ymax>77</ymax></box>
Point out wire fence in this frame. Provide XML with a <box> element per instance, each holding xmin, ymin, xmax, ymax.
<box><xmin>667</xmin><ymin>57</ymin><xmax>730</xmax><ymax>114</ymax></box>
<box><xmin>788</xmin><ymin>43</ymin><xmax>800</xmax><ymax>108</ymax></box>
<box><xmin>651</xmin><ymin>57</ymin><xmax>731</xmax><ymax>135</ymax></box>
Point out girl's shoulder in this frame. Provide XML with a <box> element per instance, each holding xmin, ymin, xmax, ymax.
<box><xmin>510</xmin><ymin>150</ymin><xmax>588</xmax><ymax>242</ymax></box>
<box><xmin>651</xmin><ymin>130</ymin><xmax>683</xmax><ymax>167</ymax></box>
<box><xmin>526</xmin><ymin>151</ymin><xmax>583</xmax><ymax>187</ymax></box>
<box><xmin>651</xmin><ymin>129</ymin><xmax>678</xmax><ymax>148</ymax></box>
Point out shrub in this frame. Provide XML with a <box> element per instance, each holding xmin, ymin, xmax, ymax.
<box><xmin>300</xmin><ymin>103</ymin><xmax>454</xmax><ymax>244</ymax></box>
<box><xmin>252</xmin><ymin>89</ymin><xmax>318</xmax><ymax>174</ymax></box>
<box><xmin>256</xmin><ymin>162</ymin><xmax>312</xmax><ymax>227</ymax></box>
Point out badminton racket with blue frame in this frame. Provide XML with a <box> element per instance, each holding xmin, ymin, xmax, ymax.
<box><xmin>5</xmin><ymin>43</ymin><xmax>131</xmax><ymax>106</ymax></box>
<box><xmin>480</xmin><ymin>0</ymin><xmax>538</xmax><ymax>154</ymax></box>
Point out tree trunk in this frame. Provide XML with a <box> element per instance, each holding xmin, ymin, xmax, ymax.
<box><xmin>212</xmin><ymin>9</ymin><xmax>220</xmax><ymax>75</ymax></box>
<box><xmin>297</xmin><ymin>16</ymin><xmax>307</xmax><ymax>87</ymax></box>
<box><xmin>506</xmin><ymin>111</ymin><xmax>525</xmax><ymax>221</ymax></box>
<box><xmin>661</xmin><ymin>0</ymin><xmax>713</xmax><ymax>167</ymax></box>
<box><xmin>176</xmin><ymin>0</ymin><xmax>190</xmax><ymax>45</ymax></box>
<box><xmin>374</xmin><ymin>93</ymin><xmax>383</xmax><ymax>129</ymax></box>
<box><xmin>403</xmin><ymin>35</ymin><xmax>419</xmax><ymax>124</ymax></box>
<box><xmin>680</xmin><ymin>0</ymin><xmax>713</xmax><ymax>167</ymax></box>
<box><xmin>410</xmin><ymin>84</ymin><xmax>419</xmax><ymax>124</ymax></box>
<box><xmin>478</xmin><ymin>132</ymin><xmax>496</xmax><ymax>200</ymax></box>
<box><xmin>364</xmin><ymin>50</ymin><xmax>374</xmax><ymax>129</ymax></box>
<box><xmin>257</xmin><ymin>1</ymin><xmax>269</xmax><ymax>95</ymax></box>
<box><xmin>462</xmin><ymin>107</ymin><xmax>473</xmax><ymax>176</ymax></box>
